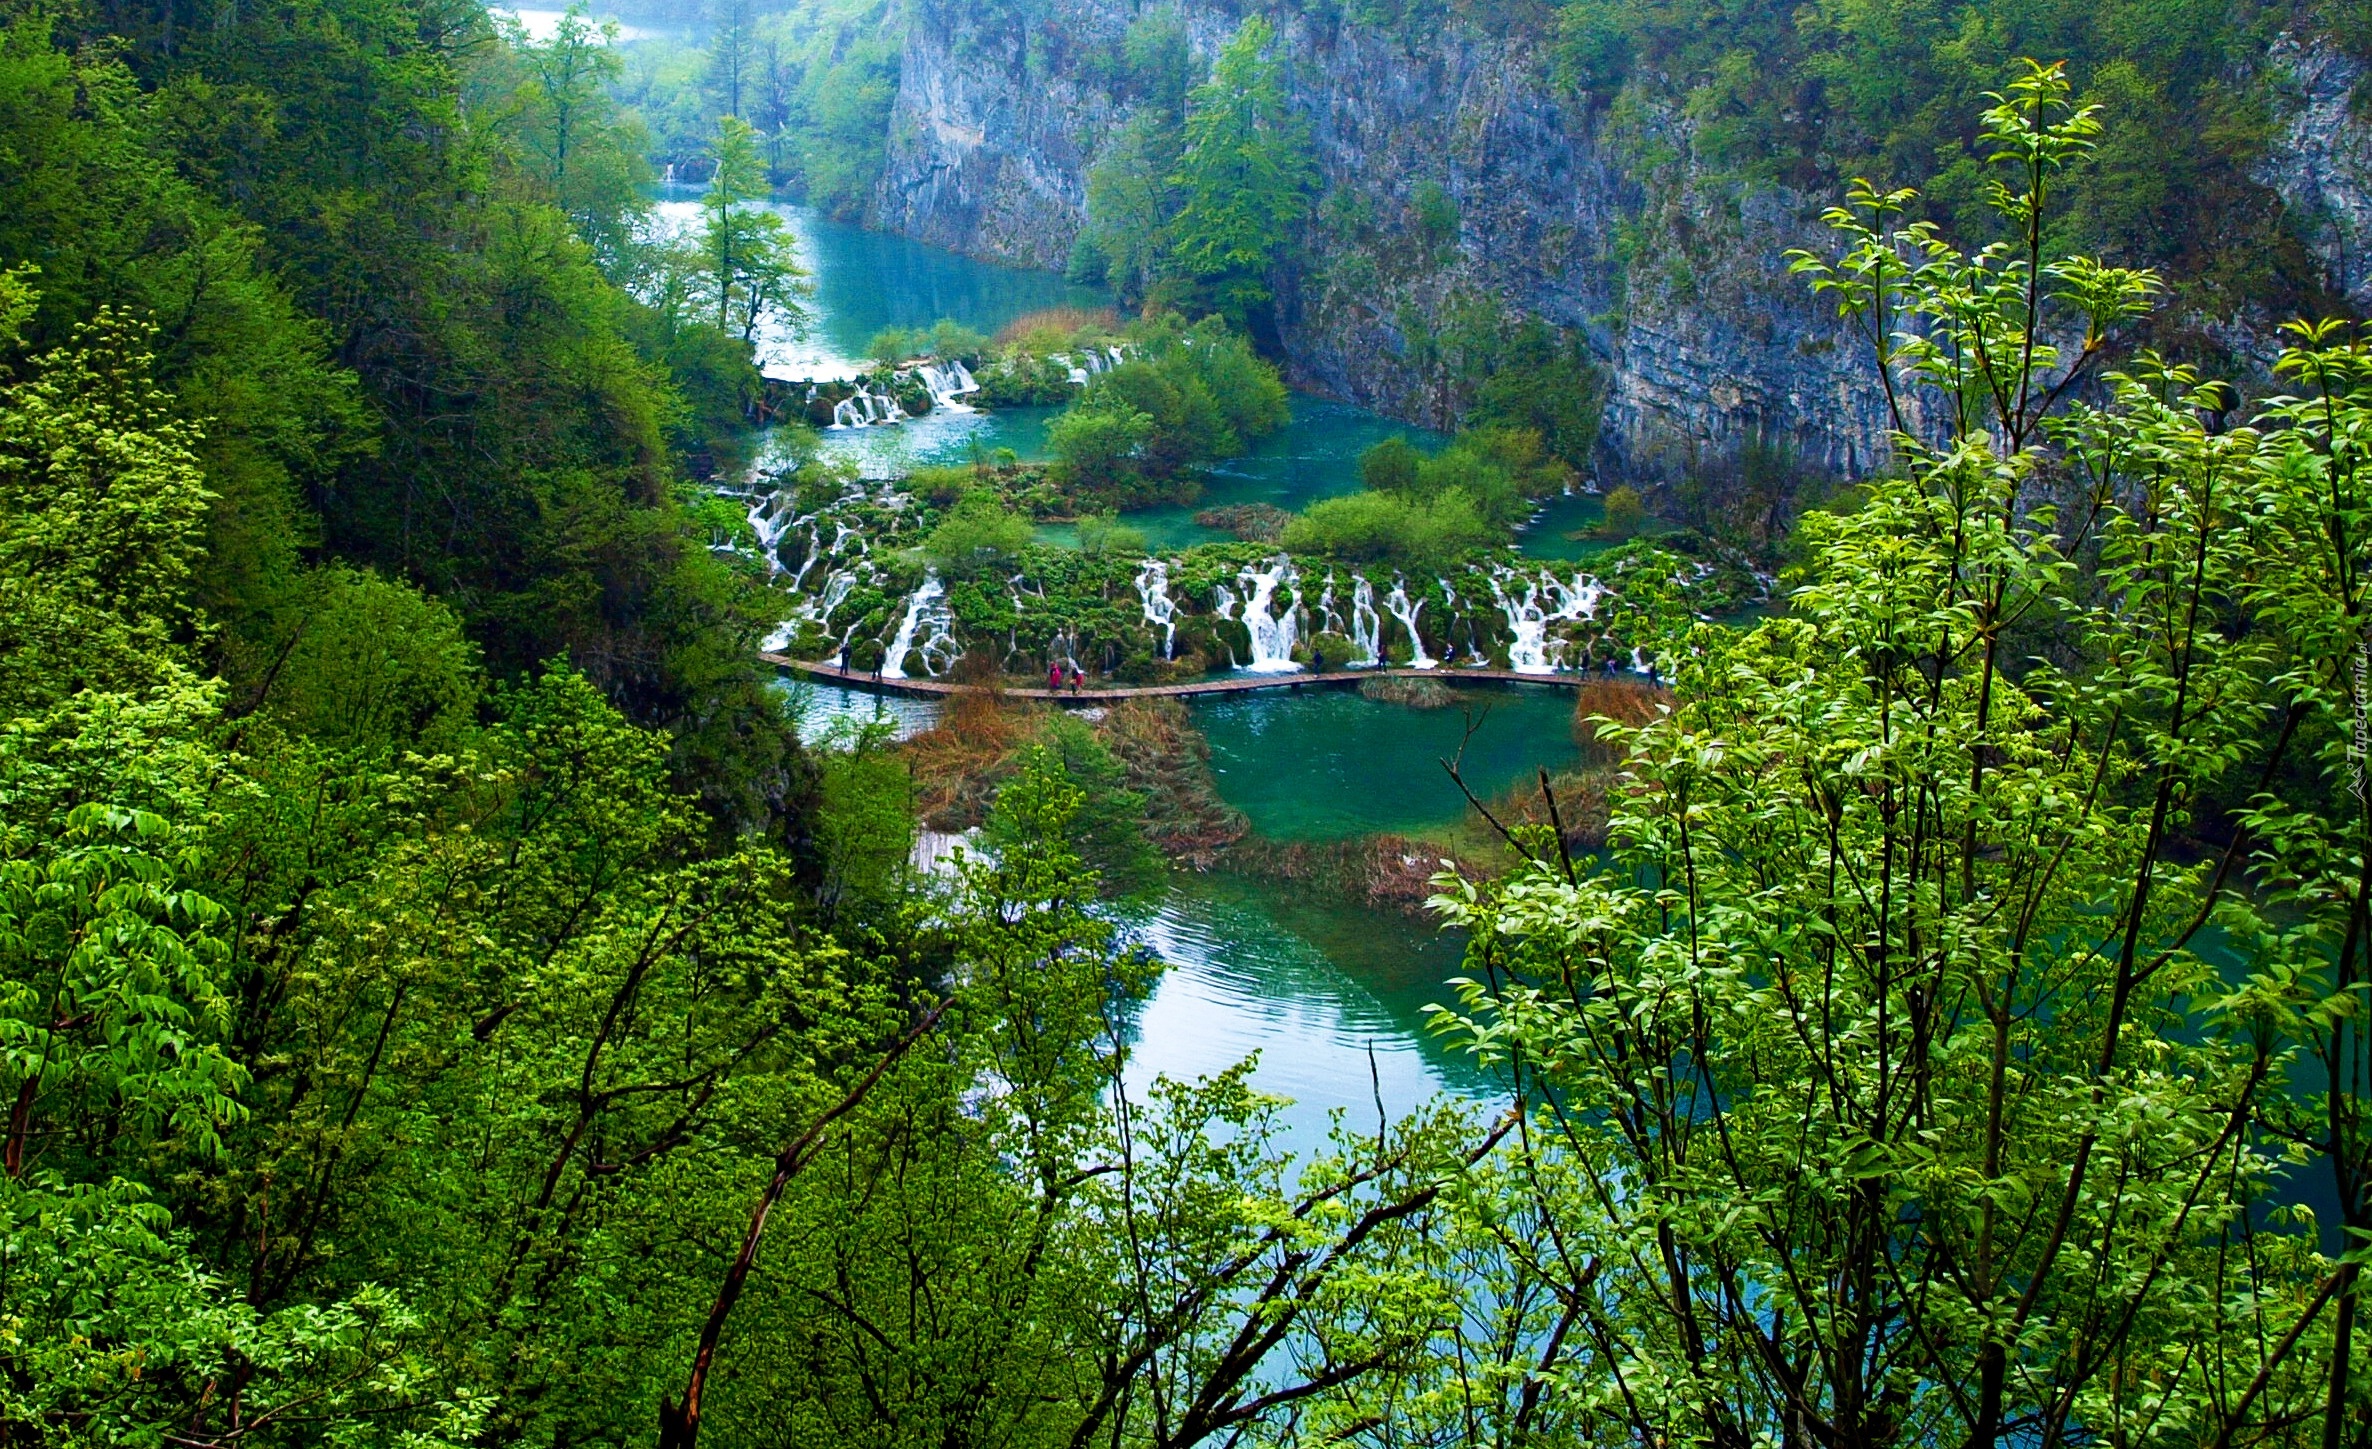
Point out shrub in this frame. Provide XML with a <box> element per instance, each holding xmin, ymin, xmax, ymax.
<box><xmin>1281</xmin><ymin>488</ymin><xmax>1495</xmax><ymax>568</ymax></box>
<box><xmin>1076</xmin><ymin>513</ymin><xmax>1149</xmax><ymax>557</ymax></box>
<box><xmin>1360</xmin><ymin>437</ymin><xmax>1424</xmax><ymax>493</ymax></box>
<box><xmin>1048</xmin><ymin>403</ymin><xmax>1155</xmax><ymax>488</ymax></box>
<box><xmin>925</xmin><ymin>491</ymin><xmax>1033</xmax><ymax>577</ymax></box>
<box><xmin>1602</xmin><ymin>484</ymin><xmax>1645</xmax><ymax>539</ymax></box>
<box><xmin>993</xmin><ymin>306</ymin><xmax>1123</xmax><ymax>350</ymax></box>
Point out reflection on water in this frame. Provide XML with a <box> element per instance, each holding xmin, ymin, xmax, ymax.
<box><xmin>1515</xmin><ymin>491</ymin><xmax>1613</xmax><ymax>561</ymax></box>
<box><xmin>1109</xmin><ymin>397</ymin><xmax>1448</xmax><ymax>549</ymax></box>
<box><xmin>1122</xmin><ymin>874</ymin><xmax>1500</xmax><ymax>1148</ymax></box>
<box><xmin>652</xmin><ymin>190</ymin><xmax>1107</xmax><ymax>382</ymax></box>
<box><xmin>780</xmin><ymin>678</ymin><xmax>1510</xmax><ymax>1152</ymax></box>
<box><xmin>777</xmin><ymin>676</ymin><xmax>942</xmax><ymax>742</ymax></box>
<box><xmin>1193</xmin><ymin>685</ymin><xmax>1580</xmax><ymax>842</ymax></box>
<box><xmin>652</xmin><ymin>190</ymin><xmax>1108</xmax><ymax>476</ymax></box>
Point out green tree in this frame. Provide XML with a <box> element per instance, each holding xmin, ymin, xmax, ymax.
<box><xmin>491</xmin><ymin>6</ymin><xmax>653</xmax><ymax>270</ymax></box>
<box><xmin>1281</xmin><ymin>487</ymin><xmax>1495</xmax><ymax>567</ymax></box>
<box><xmin>1076</xmin><ymin>512</ymin><xmax>1149</xmax><ymax>557</ymax></box>
<box><xmin>1087</xmin><ymin>111</ymin><xmax>1181</xmax><ymax>302</ymax></box>
<box><xmin>924</xmin><ymin>491</ymin><xmax>1033</xmax><ymax>577</ymax></box>
<box><xmin>1420</xmin><ymin>63</ymin><xmax>2346</xmax><ymax>1447</ymax></box>
<box><xmin>1360</xmin><ymin>436</ymin><xmax>1424</xmax><ymax>493</ymax></box>
<box><xmin>702</xmin><ymin>115</ymin><xmax>811</xmax><ymax>344</ymax></box>
<box><xmin>1598</xmin><ymin>482</ymin><xmax>1643</xmax><ymax>536</ymax></box>
<box><xmin>1048</xmin><ymin>398</ymin><xmax>1156</xmax><ymax>489</ymax></box>
<box><xmin>0</xmin><ymin>305</ymin><xmax>211</xmax><ymax>712</ymax></box>
<box><xmin>1167</xmin><ymin>18</ymin><xmax>1315</xmax><ymax>311</ymax></box>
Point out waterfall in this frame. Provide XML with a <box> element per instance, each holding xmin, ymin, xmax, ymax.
<box><xmin>916</xmin><ymin>361</ymin><xmax>979</xmax><ymax>412</ymax></box>
<box><xmin>809</xmin><ymin>569</ymin><xmax>856</xmax><ymax>628</ymax></box>
<box><xmin>786</xmin><ymin>522</ymin><xmax>823</xmax><ymax>591</ymax></box>
<box><xmin>745</xmin><ymin>495</ymin><xmax>793</xmax><ymax>577</ymax></box>
<box><xmin>1489</xmin><ymin>566</ymin><xmax>1607</xmax><ymax>674</ymax></box>
<box><xmin>1226</xmin><ymin>557</ymin><xmax>1301</xmax><ymax>673</ymax></box>
<box><xmin>882</xmin><ymin>572</ymin><xmax>958</xmax><ymax>679</ymax></box>
<box><xmin>830</xmin><ymin>382</ymin><xmax>910</xmax><ymax>429</ymax></box>
<box><xmin>1058</xmin><ymin>346</ymin><xmax>1129</xmax><ymax>387</ymax></box>
<box><xmin>1135</xmin><ymin>559</ymin><xmax>1179</xmax><ymax>659</ymax></box>
<box><xmin>1347</xmin><ymin>575</ymin><xmax>1382</xmax><ymax>666</ymax></box>
<box><xmin>1383</xmin><ymin>577</ymin><xmax>1436</xmax><ymax>669</ymax></box>
<box><xmin>1211</xmin><ymin>584</ymin><xmax>1241</xmax><ymax>668</ymax></box>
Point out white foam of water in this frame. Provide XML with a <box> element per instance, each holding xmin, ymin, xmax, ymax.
<box><xmin>882</xmin><ymin>572</ymin><xmax>959</xmax><ymax>678</ymax></box>
<box><xmin>1383</xmin><ymin>576</ymin><xmax>1435</xmax><ymax>669</ymax></box>
<box><xmin>1228</xmin><ymin>557</ymin><xmax>1302</xmax><ymax>673</ymax></box>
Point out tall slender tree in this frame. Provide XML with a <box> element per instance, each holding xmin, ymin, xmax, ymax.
<box><xmin>1167</xmin><ymin>17</ymin><xmax>1313</xmax><ymax>311</ymax></box>
<box><xmin>700</xmin><ymin>116</ymin><xmax>808</xmax><ymax>346</ymax></box>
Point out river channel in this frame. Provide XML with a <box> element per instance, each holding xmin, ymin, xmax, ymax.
<box><xmin>724</xmin><ymin>194</ymin><xmax>1579</xmax><ymax>1143</ymax></box>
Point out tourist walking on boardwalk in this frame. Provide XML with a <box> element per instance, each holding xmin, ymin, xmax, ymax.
<box><xmin>1049</xmin><ymin>660</ymin><xmax>1063</xmax><ymax>692</ymax></box>
<box><xmin>1069</xmin><ymin>664</ymin><xmax>1084</xmax><ymax>696</ymax></box>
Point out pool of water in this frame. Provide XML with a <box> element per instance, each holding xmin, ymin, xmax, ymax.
<box><xmin>1514</xmin><ymin>491</ymin><xmax>1613</xmax><ymax>561</ymax></box>
<box><xmin>782</xmin><ymin>673</ymin><xmax>1527</xmax><ymax>1149</ymax></box>
<box><xmin>1193</xmin><ymin>684</ymin><xmax>1580</xmax><ymax>842</ymax></box>
<box><xmin>652</xmin><ymin>189</ymin><xmax>1106</xmax><ymax>475</ymax></box>
<box><xmin>1113</xmin><ymin>398</ymin><xmax>1450</xmax><ymax>549</ymax></box>
<box><xmin>778</xmin><ymin>676</ymin><xmax>943</xmax><ymax>742</ymax></box>
<box><xmin>1121</xmin><ymin>873</ymin><xmax>1500</xmax><ymax>1145</ymax></box>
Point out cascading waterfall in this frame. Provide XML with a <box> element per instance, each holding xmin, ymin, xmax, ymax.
<box><xmin>1057</xmin><ymin>345</ymin><xmax>1130</xmax><ymax>387</ymax></box>
<box><xmin>744</xmin><ymin>495</ymin><xmax>793</xmax><ymax>577</ymax></box>
<box><xmin>1135</xmin><ymin>559</ymin><xmax>1179</xmax><ymax>659</ymax></box>
<box><xmin>1347</xmin><ymin>575</ymin><xmax>1382</xmax><ymax>666</ymax></box>
<box><xmin>917</xmin><ymin>360</ymin><xmax>980</xmax><ymax>412</ymax></box>
<box><xmin>830</xmin><ymin>382</ymin><xmax>910</xmax><ymax>429</ymax></box>
<box><xmin>1227</xmin><ymin>557</ymin><xmax>1301</xmax><ymax>673</ymax></box>
<box><xmin>786</xmin><ymin>522</ymin><xmax>823</xmax><ymax>591</ymax></box>
<box><xmin>808</xmin><ymin>570</ymin><xmax>857</xmax><ymax>628</ymax></box>
<box><xmin>1383</xmin><ymin>577</ymin><xmax>1435</xmax><ymax>669</ymax></box>
<box><xmin>1489</xmin><ymin>566</ymin><xmax>1607</xmax><ymax>674</ymax></box>
<box><xmin>882</xmin><ymin>572</ymin><xmax>959</xmax><ymax>679</ymax></box>
<box><xmin>1211</xmin><ymin>585</ymin><xmax>1242</xmax><ymax>668</ymax></box>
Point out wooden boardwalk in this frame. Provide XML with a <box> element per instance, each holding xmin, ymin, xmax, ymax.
<box><xmin>761</xmin><ymin>654</ymin><xmax>1628</xmax><ymax>703</ymax></box>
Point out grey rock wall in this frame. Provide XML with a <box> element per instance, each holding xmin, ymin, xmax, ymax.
<box><xmin>876</xmin><ymin>3</ymin><xmax>2364</xmax><ymax>485</ymax></box>
<box><xmin>2263</xmin><ymin>34</ymin><xmax>2372</xmax><ymax>312</ymax></box>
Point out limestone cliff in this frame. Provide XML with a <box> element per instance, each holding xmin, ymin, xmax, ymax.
<box><xmin>2263</xmin><ymin>35</ymin><xmax>2372</xmax><ymax>313</ymax></box>
<box><xmin>874</xmin><ymin>1</ymin><xmax>2366</xmax><ymax>484</ymax></box>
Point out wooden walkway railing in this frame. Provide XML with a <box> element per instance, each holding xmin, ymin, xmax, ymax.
<box><xmin>760</xmin><ymin>654</ymin><xmax>1629</xmax><ymax>703</ymax></box>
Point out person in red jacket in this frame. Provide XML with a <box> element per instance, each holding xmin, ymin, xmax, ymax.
<box><xmin>1048</xmin><ymin>659</ymin><xmax>1063</xmax><ymax>692</ymax></box>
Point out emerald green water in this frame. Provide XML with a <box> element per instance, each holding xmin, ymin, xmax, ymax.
<box><xmin>654</xmin><ymin>189</ymin><xmax>1102</xmax><ymax>477</ymax></box>
<box><xmin>1515</xmin><ymin>491</ymin><xmax>1614</xmax><ymax>561</ymax></box>
<box><xmin>1193</xmin><ymin>684</ymin><xmax>1580</xmax><ymax>841</ymax></box>
<box><xmin>1116</xmin><ymin>398</ymin><xmax>1449</xmax><ymax>549</ymax></box>
<box><xmin>651</xmin><ymin>190</ymin><xmax>1109</xmax><ymax>378</ymax></box>
<box><xmin>1123</xmin><ymin>873</ymin><xmax>1499</xmax><ymax>1143</ymax></box>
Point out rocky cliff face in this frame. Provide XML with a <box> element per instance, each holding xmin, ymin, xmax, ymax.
<box><xmin>2263</xmin><ymin>35</ymin><xmax>2372</xmax><ymax>313</ymax></box>
<box><xmin>875</xmin><ymin>1</ymin><xmax>2363</xmax><ymax>486</ymax></box>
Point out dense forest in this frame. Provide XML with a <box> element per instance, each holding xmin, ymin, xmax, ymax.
<box><xmin>3</xmin><ymin>0</ymin><xmax>2372</xmax><ymax>1442</ymax></box>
